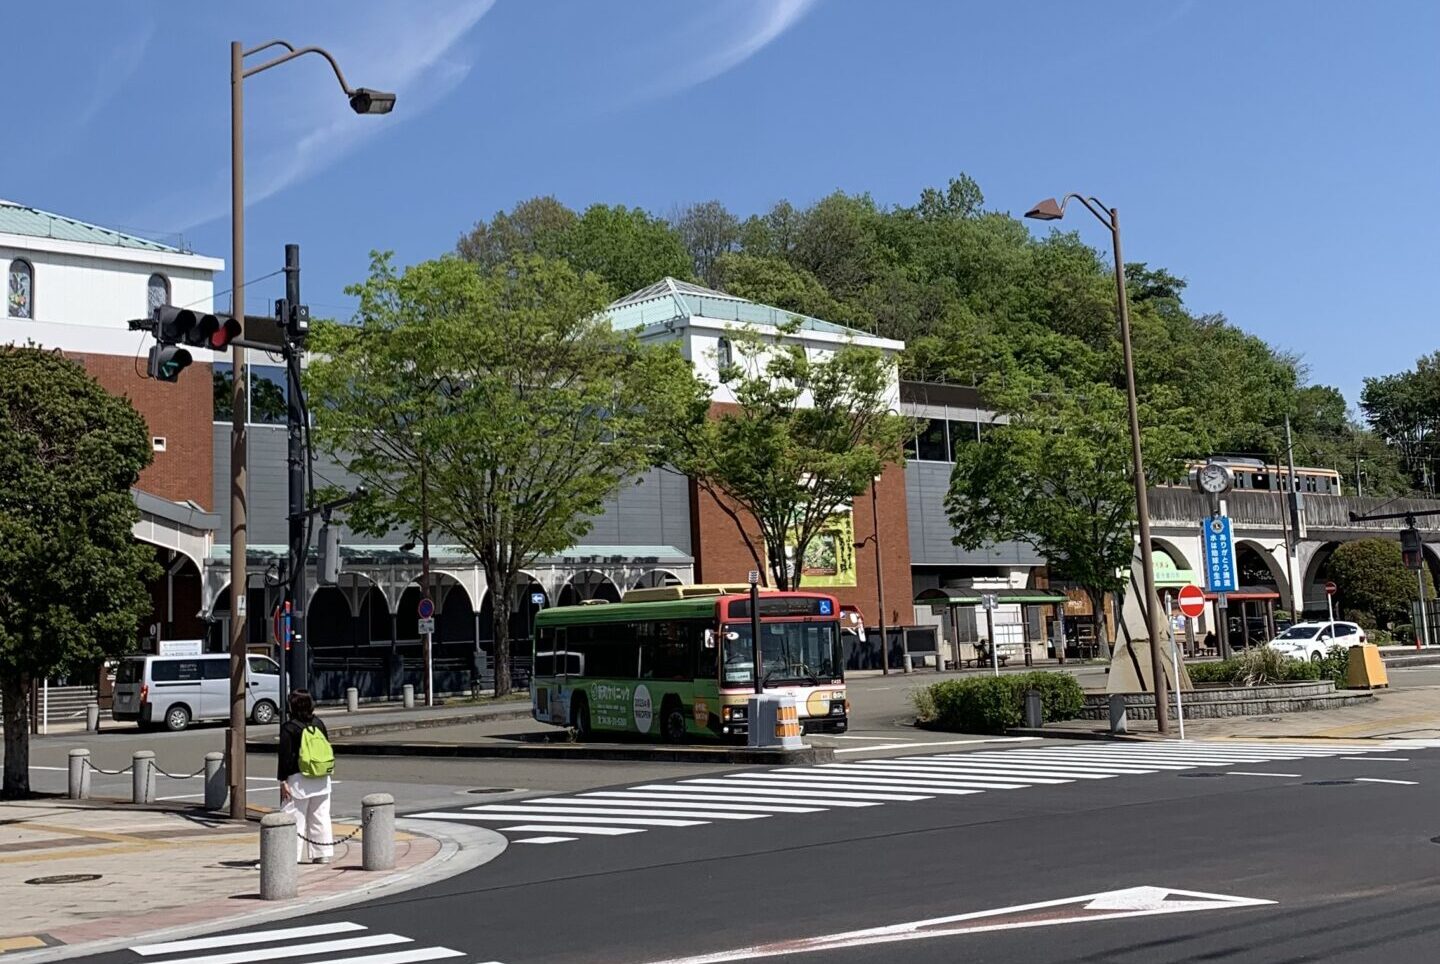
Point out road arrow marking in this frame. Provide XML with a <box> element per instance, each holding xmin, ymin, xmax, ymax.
<box><xmin>641</xmin><ymin>886</ymin><xmax>1276</xmax><ymax>963</ymax></box>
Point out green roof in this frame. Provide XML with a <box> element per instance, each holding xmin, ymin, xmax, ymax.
<box><xmin>914</xmin><ymin>588</ymin><xmax>1068</xmax><ymax>606</ymax></box>
<box><xmin>605</xmin><ymin>277</ymin><xmax>872</xmax><ymax>339</ymax></box>
<box><xmin>536</xmin><ymin>596</ymin><xmax>720</xmax><ymax>626</ymax></box>
<box><xmin>0</xmin><ymin>198</ymin><xmax>185</xmax><ymax>253</ymax></box>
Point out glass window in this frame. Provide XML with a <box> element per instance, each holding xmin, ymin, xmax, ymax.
<box><xmin>947</xmin><ymin>420</ymin><xmax>979</xmax><ymax>459</ymax></box>
<box><xmin>8</xmin><ymin>259</ymin><xmax>33</xmax><ymax>318</ymax></box>
<box><xmin>116</xmin><ymin>659</ymin><xmax>143</xmax><ymax>684</ymax></box>
<box><xmin>248</xmin><ymin>656</ymin><xmax>279</xmax><ymax>676</ymax></box>
<box><xmin>721</xmin><ymin>621</ymin><xmax>842</xmax><ymax>686</ymax></box>
<box><xmin>152</xmin><ymin>659</ymin><xmax>203</xmax><ymax>682</ymax></box>
<box><xmin>249</xmin><ymin>365</ymin><xmax>288</xmax><ymax>425</ymax></box>
<box><xmin>213</xmin><ymin>363</ymin><xmax>234</xmax><ymax>422</ymax></box>
<box><xmin>715</xmin><ymin>337</ymin><xmax>733</xmax><ymax>377</ymax></box>
<box><xmin>147</xmin><ymin>273</ymin><xmax>170</xmax><ymax>315</ymax></box>
<box><xmin>203</xmin><ymin>658</ymin><xmax>229</xmax><ymax>680</ymax></box>
<box><xmin>902</xmin><ymin>430</ymin><xmax>917</xmax><ymax>459</ymax></box>
<box><xmin>915</xmin><ymin>419</ymin><xmax>949</xmax><ymax>462</ymax></box>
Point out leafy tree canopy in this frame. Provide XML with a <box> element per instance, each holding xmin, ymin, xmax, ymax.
<box><xmin>306</xmin><ymin>254</ymin><xmax>707</xmax><ymax>694</ymax></box>
<box><xmin>0</xmin><ymin>348</ymin><xmax>158</xmax><ymax>796</ymax></box>
<box><xmin>1327</xmin><ymin>539</ymin><xmax>1434</xmax><ymax>627</ymax></box>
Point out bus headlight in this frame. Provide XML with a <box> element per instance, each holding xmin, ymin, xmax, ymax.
<box><xmin>723</xmin><ymin>706</ymin><xmax>748</xmax><ymax>722</ymax></box>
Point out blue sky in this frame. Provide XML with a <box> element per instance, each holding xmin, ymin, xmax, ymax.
<box><xmin>2</xmin><ymin>0</ymin><xmax>1435</xmax><ymax>407</ymax></box>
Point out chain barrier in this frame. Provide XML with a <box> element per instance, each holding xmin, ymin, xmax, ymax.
<box><xmin>82</xmin><ymin>760</ymin><xmax>133</xmax><ymax>776</ymax></box>
<box><xmin>152</xmin><ymin>762</ymin><xmax>209</xmax><ymax>780</ymax></box>
<box><xmin>293</xmin><ymin>807</ymin><xmax>370</xmax><ymax>847</ymax></box>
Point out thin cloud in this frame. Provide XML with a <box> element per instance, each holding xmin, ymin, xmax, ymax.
<box><xmin>147</xmin><ymin>0</ymin><xmax>494</xmax><ymax>231</ymax></box>
<box><xmin>629</xmin><ymin>0</ymin><xmax>818</xmax><ymax>102</ymax></box>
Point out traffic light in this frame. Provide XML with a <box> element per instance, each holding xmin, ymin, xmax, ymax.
<box><xmin>147</xmin><ymin>344</ymin><xmax>192</xmax><ymax>382</ymax></box>
<box><xmin>1401</xmin><ymin>527</ymin><xmax>1424</xmax><ymax>571</ymax></box>
<box><xmin>154</xmin><ymin>305</ymin><xmax>242</xmax><ymax>352</ymax></box>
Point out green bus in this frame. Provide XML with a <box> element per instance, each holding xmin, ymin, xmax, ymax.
<box><xmin>531</xmin><ymin>585</ymin><xmax>848</xmax><ymax>742</ymax></box>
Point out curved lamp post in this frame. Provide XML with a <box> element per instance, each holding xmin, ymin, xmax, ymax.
<box><xmin>226</xmin><ymin>40</ymin><xmax>395</xmax><ymax>818</ymax></box>
<box><xmin>1025</xmin><ymin>194</ymin><xmax>1170</xmax><ymax>733</ymax></box>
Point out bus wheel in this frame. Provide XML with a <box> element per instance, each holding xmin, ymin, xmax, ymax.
<box><xmin>570</xmin><ymin>695</ymin><xmax>591</xmax><ymax>741</ymax></box>
<box><xmin>660</xmin><ymin>697</ymin><xmax>688</xmax><ymax>743</ymax></box>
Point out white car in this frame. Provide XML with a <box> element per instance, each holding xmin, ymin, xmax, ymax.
<box><xmin>1265</xmin><ymin>621</ymin><xmax>1366</xmax><ymax>662</ymax></box>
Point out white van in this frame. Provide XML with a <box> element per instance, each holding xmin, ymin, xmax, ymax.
<box><xmin>111</xmin><ymin>654</ymin><xmax>281</xmax><ymax>731</ymax></box>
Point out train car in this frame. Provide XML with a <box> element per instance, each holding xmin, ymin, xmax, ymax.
<box><xmin>1170</xmin><ymin>457</ymin><xmax>1343</xmax><ymax>497</ymax></box>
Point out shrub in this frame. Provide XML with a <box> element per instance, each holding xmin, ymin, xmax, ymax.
<box><xmin>917</xmin><ymin>672</ymin><xmax>1085</xmax><ymax>734</ymax></box>
<box><xmin>1185</xmin><ymin>652</ymin><xmax>1318</xmax><ymax>685</ymax></box>
<box><xmin>1316</xmin><ymin>644</ymin><xmax>1350</xmax><ymax>687</ymax></box>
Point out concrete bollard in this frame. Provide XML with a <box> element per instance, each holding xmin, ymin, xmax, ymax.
<box><xmin>1023</xmin><ymin>688</ymin><xmax>1043</xmax><ymax>729</ymax></box>
<box><xmin>1108</xmin><ymin>694</ymin><xmax>1128</xmax><ymax>735</ymax></box>
<box><xmin>402</xmin><ymin>684</ymin><xmax>415</xmax><ymax>709</ymax></box>
<box><xmin>346</xmin><ymin>687</ymin><xmax>359</xmax><ymax>713</ymax></box>
<box><xmin>86</xmin><ymin>703</ymin><xmax>100</xmax><ymax>732</ymax></box>
<box><xmin>131</xmin><ymin>750</ymin><xmax>156</xmax><ymax>804</ymax></box>
<box><xmin>68</xmin><ymin>749</ymin><xmax>91</xmax><ymax>799</ymax></box>
<box><xmin>259</xmin><ymin>811</ymin><xmax>298</xmax><ymax>900</ymax></box>
<box><xmin>361</xmin><ymin>793</ymin><xmax>395</xmax><ymax>871</ymax></box>
<box><xmin>204</xmin><ymin>752</ymin><xmax>227</xmax><ymax>810</ymax></box>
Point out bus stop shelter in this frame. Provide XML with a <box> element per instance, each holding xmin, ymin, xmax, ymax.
<box><xmin>1203</xmin><ymin>586</ymin><xmax>1280</xmax><ymax>656</ymax></box>
<box><xmin>914</xmin><ymin>587</ymin><xmax>1069</xmax><ymax>667</ymax></box>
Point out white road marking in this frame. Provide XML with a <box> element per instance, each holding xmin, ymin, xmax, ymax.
<box><xmin>891</xmin><ymin>758</ymin><xmax>1143</xmax><ymax>776</ymax></box>
<box><xmin>499</xmin><ymin>824</ymin><xmax>644</xmax><ymax>835</ymax></box>
<box><xmin>723</xmin><ymin>774</ymin><xmax>983</xmax><ymax>796</ymax></box>
<box><xmin>134</xmin><ymin>922</ymin><xmax>365</xmax><ymax>955</ymax></box>
<box><xmin>834</xmin><ymin>737</ymin><xmax>1038</xmax><ymax>754</ymax></box>
<box><xmin>625</xmin><ymin>786</ymin><xmax>882</xmax><ymax>807</ymax></box>
<box><xmin>823</xmin><ymin>764</ymin><xmax>1074</xmax><ymax>785</ymax></box>
<box><xmin>1342</xmin><ymin>756</ymin><xmax>1409</xmax><ymax>762</ymax></box>
<box><xmin>580</xmin><ymin>792</ymin><xmax>831</xmax><ymax>812</ymax></box>
<box><xmin>411</xmin><ymin>812</ymin><xmax>707</xmax><ymax>827</ymax></box>
<box><xmin>466</xmin><ymin>805</ymin><xmax>766</xmax><ymax>821</ymax></box>
<box><xmin>678</xmin><ymin>779</ymin><xmax>933</xmax><ymax>801</ymax></box>
<box><xmin>754</xmin><ymin>768</ymin><xmax>1028</xmax><ymax>790</ymax></box>
<box><xmin>639</xmin><ymin>885</ymin><xmax>1276</xmax><ymax>963</ymax></box>
<box><xmin>1355</xmin><ymin>777</ymin><xmax>1419</xmax><ymax>785</ymax></box>
<box><xmin>513</xmin><ymin>836</ymin><xmax>578</xmax><ymax>845</ymax></box>
<box><xmin>143</xmin><ymin>933</ymin><xmax>411</xmax><ymax>964</ymax></box>
<box><xmin>1226</xmin><ymin>772</ymin><xmax>1301</xmax><ymax>778</ymax></box>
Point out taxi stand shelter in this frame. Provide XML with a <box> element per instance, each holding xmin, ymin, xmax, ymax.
<box><xmin>913</xmin><ymin>587</ymin><xmax>1070</xmax><ymax>667</ymax></box>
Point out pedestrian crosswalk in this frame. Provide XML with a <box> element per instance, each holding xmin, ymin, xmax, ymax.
<box><xmin>409</xmin><ymin>740</ymin><xmax>1429</xmax><ymax>847</ymax></box>
<box><xmin>127</xmin><ymin>921</ymin><xmax>500</xmax><ymax>964</ymax></box>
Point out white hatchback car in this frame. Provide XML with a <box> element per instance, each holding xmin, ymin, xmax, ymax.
<box><xmin>1265</xmin><ymin>621</ymin><xmax>1366</xmax><ymax>662</ymax></box>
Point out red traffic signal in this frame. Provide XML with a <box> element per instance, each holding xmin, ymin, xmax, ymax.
<box><xmin>154</xmin><ymin>305</ymin><xmax>241</xmax><ymax>352</ymax></box>
<box><xmin>207</xmin><ymin>315</ymin><xmax>242</xmax><ymax>350</ymax></box>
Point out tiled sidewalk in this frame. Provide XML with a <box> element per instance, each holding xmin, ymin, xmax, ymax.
<box><xmin>0</xmin><ymin>800</ymin><xmax>437</xmax><ymax>953</ymax></box>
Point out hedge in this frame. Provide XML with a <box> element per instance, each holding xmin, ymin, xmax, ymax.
<box><xmin>913</xmin><ymin>672</ymin><xmax>1085</xmax><ymax>734</ymax></box>
<box><xmin>1187</xmin><ymin>649</ymin><xmax>1322</xmax><ymax>686</ymax></box>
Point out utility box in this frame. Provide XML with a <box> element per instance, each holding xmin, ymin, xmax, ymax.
<box><xmin>747</xmin><ymin>694</ymin><xmax>807</xmax><ymax>750</ymax></box>
<box><xmin>1345</xmin><ymin>644</ymin><xmax>1389</xmax><ymax>689</ymax></box>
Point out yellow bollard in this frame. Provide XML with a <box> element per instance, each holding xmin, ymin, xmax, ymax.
<box><xmin>1344</xmin><ymin>644</ymin><xmax>1389</xmax><ymax>689</ymax></box>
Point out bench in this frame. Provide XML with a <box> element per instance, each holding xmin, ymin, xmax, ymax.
<box><xmin>957</xmin><ymin>643</ymin><xmax>1009</xmax><ymax>669</ymax></box>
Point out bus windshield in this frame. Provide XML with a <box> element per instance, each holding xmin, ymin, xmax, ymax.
<box><xmin>722</xmin><ymin>621</ymin><xmax>842</xmax><ymax>687</ymax></box>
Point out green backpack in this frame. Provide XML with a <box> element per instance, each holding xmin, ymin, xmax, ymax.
<box><xmin>298</xmin><ymin>723</ymin><xmax>335</xmax><ymax>778</ymax></box>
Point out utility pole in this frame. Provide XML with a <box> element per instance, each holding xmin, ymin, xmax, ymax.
<box><xmin>283</xmin><ymin>243</ymin><xmax>309</xmax><ymax>698</ymax></box>
<box><xmin>1284</xmin><ymin>416</ymin><xmax>1306</xmax><ymax>618</ymax></box>
<box><xmin>226</xmin><ymin>39</ymin><xmax>249</xmax><ymax>822</ymax></box>
<box><xmin>420</xmin><ymin>452</ymin><xmax>434</xmax><ymax>706</ymax></box>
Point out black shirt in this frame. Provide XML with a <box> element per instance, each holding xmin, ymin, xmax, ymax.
<box><xmin>277</xmin><ymin>717</ymin><xmax>328</xmax><ymax>781</ymax></box>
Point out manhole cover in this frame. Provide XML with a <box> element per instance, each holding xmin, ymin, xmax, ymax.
<box><xmin>1305</xmin><ymin>780</ymin><xmax>1356</xmax><ymax>786</ymax></box>
<box><xmin>466</xmin><ymin>788</ymin><xmax>516</xmax><ymax>795</ymax></box>
<box><xmin>1179</xmin><ymin>773</ymin><xmax>1225</xmax><ymax>778</ymax></box>
<box><xmin>26</xmin><ymin>874</ymin><xmax>102</xmax><ymax>885</ymax></box>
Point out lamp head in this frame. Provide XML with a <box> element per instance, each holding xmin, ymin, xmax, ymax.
<box><xmin>1024</xmin><ymin>197</ymin><xmax>1065</xmax><ymax>221</ymax></box>
<box><xmin>349</xmin><ymin>88</ymin><xmax>396</xmax><ymax>115</ymax></box>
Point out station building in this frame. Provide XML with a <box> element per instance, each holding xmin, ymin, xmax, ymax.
<box><xmin>3</xmin><ymin>202</ymin><xmax>1070</xmax><ymax>699</ymax></box>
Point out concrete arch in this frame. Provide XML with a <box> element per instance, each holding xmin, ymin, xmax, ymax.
<box><xmin>629</xmin><ymin>568</ymin><xmax>685</xmax><ymax>592</ymax></box>
<box><xmin>557</xmin><ymin>569</ymin><xmax>623</xmax><ymax>606</ymax></box>
<box><xmin>398</xmin><ymin>572</ymin><xmax>477</xmax><ymax>615</ymax></box>
<box><xmin>1150</xmin><ymin>537</ymin><xmax>1195</xmax><ymax>573</ymax></box>
<box><xmin>1234</xmin><ymin>538</ymin><xmax>1292</xmax><ymax>611</ymax></box>
<box><xmin>1299</xmin><ymin>541</ymin><xmax>1343</xmax><ymax>618</ymax></box>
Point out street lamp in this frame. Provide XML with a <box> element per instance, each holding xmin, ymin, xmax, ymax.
<box><xmin>226</xmin><ymin>39</ymin><xmax>395</xmax><ymax>819</ymax></box>
<box><xmin>1025</xmin><ymin>194</ymin><xmax>1170</xmax><ymax>733</ymax></box>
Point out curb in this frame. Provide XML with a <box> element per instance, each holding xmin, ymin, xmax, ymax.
<box><xmin>1004</xmin><ymin>727</ymin><xmax>1156</xmax><ymax>742</ymax></box>
<box><xmin>5</xmin><ymin>820</ymin><xmax>506</xmax><ymax>964</ymax></box>
<box><xmin>322</xmin><ymin>705</ymin><xmax>534</xmax><ymax>738</ymax></box>
<box><xmin>248</xmin><ymin>739</ymin><xmax>836</xmax><ymax>765</ymax></box>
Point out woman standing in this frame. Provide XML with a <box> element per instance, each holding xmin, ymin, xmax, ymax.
<box><xmin>277</xmin><ymin>690</ymin><xmax>333</xmax><ymax>864</ymax></box>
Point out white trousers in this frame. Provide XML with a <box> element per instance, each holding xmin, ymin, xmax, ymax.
<box><xmin>281</xmin><ymin>775</ymin><xmax>333</xmax><ymax>862</ymax></box>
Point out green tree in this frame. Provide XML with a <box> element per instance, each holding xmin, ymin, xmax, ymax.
<box><xmin>564</xmin><ymin>204</ymin><xmax>693</xmax><ymax>296</ymax></box>
<box><xmin>1327</xmin><ymin>539</ymin><xmax>1434</xmax><ymax>627</ymax></box>
<box><xmin>455</xmin><ymin>195</ymin><xmax>578</xmax><ymax>269</ymax></box>
<box><xmin>673</xmin><ymin>200</ymin><xmax>740</xmax><ymax>287</ymax></box>
<box><xmin>946</xmin><ymin>365</ymin><xmax>1188</xmax><ymax>640</ymax></box>
<box><xmin>307</xmin><ymin>254</ymin><xmax>706</xmax><ymax>695</ymax></box>
<box><xmin>712</xmin><ymin>253</ymin><xmax>849</xmax><ymax>323</ymax></box>
<box><xmin>1361</xmin><ymin>353</ymin><xmax>1440</xmax><ymax>494</ymax></box>
<box><xmin>672</xmin><ymin>322</ymin><xmax>910</xmax><ymax>590</ymax></box>
<box><xmin>1</xmin><ymin>348</ymin><xmax>158</xmax><ymax>797</ymax></box>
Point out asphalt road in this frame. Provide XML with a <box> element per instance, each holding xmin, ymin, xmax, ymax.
<box><xmin>60</xmin><ymin>737</ymin><xmax>1440</xmax><ymax>964</ymax></box>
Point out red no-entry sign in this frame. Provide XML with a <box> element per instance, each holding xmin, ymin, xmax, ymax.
<box><xmin>1325</xmin><ymin>581</ymin><xmax>1338</xmax><ymax>597</ymax></box>
<box><xmin>1178</xmin><ymin>585</ymin><xmax>1206</xmax><ymax>619</ymax></box>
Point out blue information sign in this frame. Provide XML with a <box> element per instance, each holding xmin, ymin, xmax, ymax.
<box><xmin>1201</xmin><ymin>515</ymin><xmax>1238</xmax><ymax>593</ymax></box>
